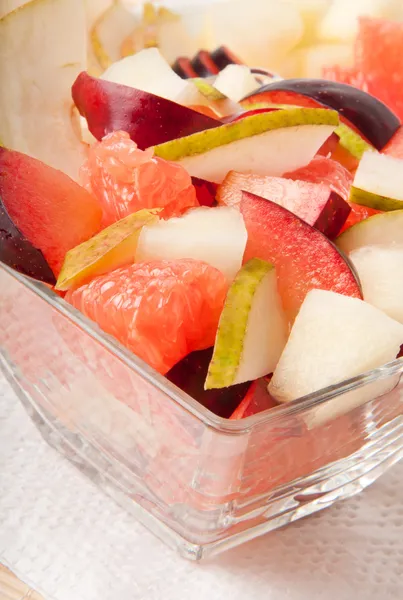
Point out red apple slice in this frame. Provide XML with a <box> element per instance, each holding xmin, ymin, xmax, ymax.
<box><xmin>72</xmin><ymin>72</ymin><xmax>220</xmax><ymax>149</ymax></box>
<box><xmin>240</xmin><ymin>191</ymin><xmax>362</xmax><ymax>322</ymax></box>
<box><xmin>217</xmin><ymin>171</ymin><xmax>350</xmax><ymax>238</ymax></box>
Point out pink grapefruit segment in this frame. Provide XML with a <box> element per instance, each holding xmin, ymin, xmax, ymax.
<box><xmin>66</xmin><ymin>259</ymin><xmax>228</xmax><ymax>375</ymax></box>
<box><xmin>80</xmin><ymin>131</ymin><xmax>199</xmax><ymax>227</ymax></box>
<box><xmin>324</xmin><ymin>18</ymin><xmax>403</xmax><ymax>123</ymax></box>
<box><xmin>355</xmin><ymin>17</ymin><xmax>403</xmax><ymax>122</ymax></box>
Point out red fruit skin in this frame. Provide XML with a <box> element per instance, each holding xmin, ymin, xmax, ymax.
<box><xmin>191</xmin><ymin>177</ymin><xmax>217</xmax><ymax>207</ymax></box>
<box><xmin>166</xmin><ymin>348</ymin><xmax>251</xmax><ymax>418</ymax></box>
<box><xmin>67</xmin><ymin>260</ymin><xmax>228</xmax><ymax>375</ymax></box>
<box><xmin>242</xmin><ymin>89</ymin><xmax>323</xmax><ymax>112</ymax></box>
<box><xmin>172</xmin><ymin>56</ymin><xmax>199</xmax><ymax>79</ymax></box>
<box><xmin>223</xmin><ymin>107</ymin><xmax>279</xmax><ymax>124</ymax></box>
<box><xmin>284</xmin><ymin>156</ymin><xmax>381</xmax><ymax>232</ymax></box>
<box><xmin>354</xmin><ymin>17</ymin><xmax>403</xmax><ymax>123</ymax></box>
<box><xmin>191</xmin><ymin>50</ymin><xmax>220</xmax><ymax>77</ymax></box>
<box><xmin>0</xmin><ymin>201</ymin><xmax>56</xmax><ymax>284</ymax></box>
<box><xmin>72</xmin><ymin>72</ymin><xmax>220</xmax><ymax>149</ymax></box>
<box><xmin>241</xmin><ymin>81</ymin><xmax>399</xmax><ymax>150</ymax></box>
<box><xmin>230</xmin><ymin>378</ymin><xmax>277</xmax><ymax>420</ymax></box>
<box><xmin>0</xmin><ymin>147</ymin><xmax>102</xmax><ymax>276</ymax></box>
<box><xmin>240</xmin><ymin>191</ymin><xmax>362</xmax><ymax>322</ymax></box>
<box><xmin>210</xmin><ymin>46</ymin><xmax>243</xmax><ymax>70</ymax></box>
<box><xmin>317</xmin><ymin>131</ymin><xmax>340</xmax><ymax>157</ymax></box>
<box><xmin>217</xmin><ymin>172</ymin><xmax>350</xmax><ymax>239</ymax></box>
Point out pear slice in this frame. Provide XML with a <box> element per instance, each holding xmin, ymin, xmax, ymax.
<box><xmin>84</xmin><ymin>0</ymin><xmax>114</xmax><ymax>75</ymax></box>
<box><xmin>136</xmin><ymin>206</ymin><xmax>247</xmax><ymax>281</ymax></box>
<box><xmin>269</xmin><ymin>289</ymin><xmax>403</xmax><ymax>427</ymax></box>
<box><xmin>154</xmin><ymin>108</ymin><xmax>339</xmax><ymax>183</ymax></box>
<box><xmin>205</xmin><ymin>258</ymin><xmax>287</xmax><ymax>389</ymax></box>
<box><xmin>209</xmin><ymin>0</ymin><xmax>303</xmax><ymax>70</ymax></box>
<box><xmin>193</xmin><ymin>79</ymin><xmax>227</xmax><ymax>102</ymax></box>
<box><xmin>336</xmin><ymin>210</ymin><xmax>403</xmax><ymax>256</ymax></box>
<box><xmin>213</xmin><ymin>65</ymin><xmax>260</xmax><ymax>103</ymax></box>
<box><xmin>101</xmin><ymin>47</ymin><xmax>189</xmax><ymax>102</ymax></box>
<box><xmin>100</xmin><ymin>47</ymin><xmax>221</xmax><ymax>115</ymax></box>
<box><xmin>0</xmin><ymin>0</ymin><xmax>87</xmax><ymax>180</ymax></box>
<box><xmin>56</xmin><ymin>208</ymin><xmax>159</xmax><ymax>291</ymax></box>
<box><xmin>156</xmin><ymin>2</ymin><xmax>213</xmax><ymax>66</ymax></box>
<box><xmin>100</xmin><ymin>48</ymin><xmax>240</xmax><ymax>117</ymax></box>
<box><xmin>349</xmin><ymin>245</ymin><xmax>403</xmax><ymax>324</ymax></box>
<box><xmin>335</xmin><ymin>123</ymin><xmax>374</xmax><ymax>160</ymax></box>
<box><xmin>350</xmin><ymin>151</ymin><xmax>403</xmax><ymax>210</ymax></box>
<box><xmin>0</xmin><ymin>0</ymin><xmax>29</xmax><ymax>18</ymax></box>
<box><xmin>90</xmin><ymin>0</ymin><xmax>139</xmax><ymax>71</ymax></box>
<box><xmin>192</xmin><ymin>79</ymin><xmax>240</xmax><ymax>118</ymax></box>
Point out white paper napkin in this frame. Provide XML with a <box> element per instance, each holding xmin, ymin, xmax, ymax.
<box><xmin>1</xmin><ymin>371</ymin><xmax>402</xmax><ymax>600</ymax></box>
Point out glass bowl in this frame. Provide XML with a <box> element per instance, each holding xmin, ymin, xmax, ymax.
<box><xmin>1</xmin><ymin>261</ymin><xmax>402</xmax><ymax>560</ymax></box>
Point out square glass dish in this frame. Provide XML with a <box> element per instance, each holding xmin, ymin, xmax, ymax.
<box><xmin>1</xmin><ymin>261</ymin><xmax>403</xmax><ymax>560</ymax></box>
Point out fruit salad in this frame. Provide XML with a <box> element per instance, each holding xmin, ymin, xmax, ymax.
<box><xmin>2</xmin><ymin>0</ymin><xmax>403</xmax><ymax>430</ymax></box>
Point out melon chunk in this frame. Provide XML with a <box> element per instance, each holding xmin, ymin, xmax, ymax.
<box><xmin>350</xmin><ymin>151</ymin><xmax>403</xmax><ymax>211</ymax></box>
<box><xmin>349</xmin><ymin>245</ymin><xmax>403</xmax><ymax>324</ymax></box>
<box><xmin>269</xmin><ymin>289</ymin><xmax>403</xmax><ymax>426</ymax></box>
<box><xmin>136</xmin><ymin>206</ymin><xmax>247</xmax><ymax>281</ymax></box>
<box><xmin>336</xmin><ymin>210</ymin><xmax>403</xmax><ymax>255</ymax></box>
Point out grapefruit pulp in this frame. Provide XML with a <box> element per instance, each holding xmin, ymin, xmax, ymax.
<box><xmin>80</xmin><ymin>131</ymin><xmax>199</xmax><ymax>227</ymax></box>
<box><xmin>66</xmin><ymin>259</ymin><xmax>228</xmax><ymax>375</ymax></box>
<box><xmin>324</xmin><ymin>17</ymin><xmax>403</xmax><ymax>123</ymax></box>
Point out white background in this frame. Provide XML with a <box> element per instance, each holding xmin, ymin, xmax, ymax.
<box><xmin>1</xmin><ymin>372</ymin><xmax>403</xmax><ymax>600</ymax></box>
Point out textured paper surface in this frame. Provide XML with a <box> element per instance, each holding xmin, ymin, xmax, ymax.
<box><xmin>1</xmin><ymin>371</ymin><xmax>402</xmax><ymax>600</ymax></box>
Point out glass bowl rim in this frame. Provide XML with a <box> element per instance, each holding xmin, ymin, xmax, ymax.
<box><xmin>3</xmin><ymin>261</ymin><xmax>403</xmax><ymax>434</ymax></box>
